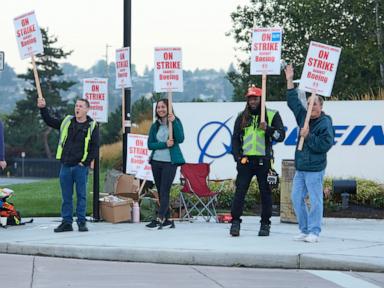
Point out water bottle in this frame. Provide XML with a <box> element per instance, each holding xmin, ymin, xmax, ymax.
<box><xmin>132</xmin><ymin>202</ymin><xmax>140</xmax><ymax>223</ymax></box>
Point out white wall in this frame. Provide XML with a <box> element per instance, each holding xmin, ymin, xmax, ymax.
<box><xmin>172</xmin><ymin>101</ymin><xmax>384</xmax><ymax>182</ymax></box>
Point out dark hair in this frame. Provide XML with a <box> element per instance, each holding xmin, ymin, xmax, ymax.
<box><xmin>155</xmin><ymin>98</ymin><xmax>175</xmax><ymax>119</ymax></box>
<box><xmin>76</xmin><ymin>98</ymin><xmax>90</xmax><ymax>108</ymax></box>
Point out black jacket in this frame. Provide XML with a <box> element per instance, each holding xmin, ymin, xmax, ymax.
<box><xmin>40</xmin><ymin>107</ymin><xmax>99</xmax><ymax>166</ymax></box>
<box><xmin>232</xmin><ymin>107</ymin><xmax>285</xmax><ymax>162</ymax></box>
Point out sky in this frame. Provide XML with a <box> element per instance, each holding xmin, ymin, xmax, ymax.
<box><xmin>0</xmin><ymin>0</ymin><xmax>249</xmax><ymax>75</ymax></box>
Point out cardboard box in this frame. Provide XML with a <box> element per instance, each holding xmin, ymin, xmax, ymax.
<box><xmin>100</xmin><ymin>197</ymin><xmax>134</xmax><ymax>224</ymax></box>
<box><xmin>115</xmin><ymin>174</ymin><xmax>140</xmax><ymax>201</ymax></box>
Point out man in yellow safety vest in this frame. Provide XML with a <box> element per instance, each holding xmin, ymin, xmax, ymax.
<box><xmin>230</xmin><ymin>85</ymin><xmax>285</xmax><ymax>237</ymax></box>
<box><xmin>37</xmin><ymin>97</ymin><xmax>98</xmax><ymax>233</ymax></box>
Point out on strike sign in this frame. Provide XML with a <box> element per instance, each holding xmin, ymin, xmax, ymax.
<box><xmin>251</xmin><ymin>27</ymin><xmax>282</xmax><ymax>75</ymax></box>
<box><xmin>13</xmin><ymin>11</ymin><xmax>44</xmax><ymax>60</ymax></box>
<box><xmin>299</xmin><ymin>41</ymin><xmax>341</xmax><ymax>97</ymax></box>
<box><xmin>154</xmin><ymin>47</ymin><xmax>183</xmax><ymax>92</ymax></box>
<box><xmin>83</xmin><ymin>78</ymin><xmax>108</xmax><ymax>123</ymax></box>
<box><xmin>115</xmin><ymin>47</ymin><xmax>132</xmax><ymax>89</ymax></box>
<box><xmin>126</xmin><ymin>134</ymin><xmax>152</xmax><ymax>180</ymax></box>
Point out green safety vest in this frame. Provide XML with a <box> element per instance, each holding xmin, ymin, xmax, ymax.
<box><xmin>242</xmin><ymin>109</ymin><xmax>276</xmax><ymax>156</ymax></box>
<box><xmin>56</xmin><ymin>115</ymin><xmax>97</xmax><ymax>162</ymax></box>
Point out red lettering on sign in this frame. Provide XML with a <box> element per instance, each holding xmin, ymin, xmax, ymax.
<box><xmin>261</xmin><ymin>33</ymin><xmax>271</xmax><ymax>41</ymax></box>
<box><xmin>21</xmin><ymin>18</ymin><xmax>30</xmax><ymax>27</ymax></box>
<box><xmin>91</xmin><ymin>85</ymin><xmax>100</xmax><ymax>92</ymax></box>
<box><xmin>253</xmin><ymin>42</ymin><xmax>278</xmax><ymax>51</ymax></box>
<box><xmin>119</xmin><ymin>53</ymin><xmax>125</xmax><ymax>60</ymax></box>
<box><xmin>318</xmin><ymin>50</ymin><xmax>329</xmax><ymax>60</ymax></box>
<box><xmin>163</xmin><ymin>52</ymin><xmax>173</xmax><ymax>60</ymax></box>
<box><xmin>16</xmin><ymin>25</ymin><xmax>36</xmax><ymax>37</ymax></box>
<box><xmin>308</xmin><ymin>58</ymin><xmax>334</xmax><ymax>71</ymax></box>
<box><xmin>156</xmin><ymin>61</ymin><xmax>181</xmax><ymax>69</ymax></box>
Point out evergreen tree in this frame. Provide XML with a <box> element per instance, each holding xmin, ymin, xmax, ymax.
<box><xmin>5</xmin><ymin>28</ymin><xmax>75</xmax><ymax>158</ymax></box>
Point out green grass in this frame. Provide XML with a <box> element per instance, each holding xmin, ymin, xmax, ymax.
<box><xmin>3</xmin><ymin>171</ymin><xmax>106</xmax><ymax>217</ymax></box>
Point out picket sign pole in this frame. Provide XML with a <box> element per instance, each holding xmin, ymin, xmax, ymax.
<box><xmin>31</xmin><ymin>55</ymin><xmax>43</xmax><ymax>99</ymax></box>
<box><xmin>261</xmin><ymin>74</ymin><xmax>267</xmax><ymax>123</ymax></box>
<box><xmin>121</xmin><ymin>88</ymin><xmax>125</xmax><ymax>131</ymax></box>
<box><xmin>297</xmin><ymin>92</ymin><xmax>315</xmax><ymax>151</ymax></box>
<box><xmin>138</xmin><ymin>178</ymin><xmax>147</xmax><ymax>198</ymax></box>
<box><xmin>168</xmin><ymin>90</ymin><xmax>173</xmax><ymax>140</ymax></box>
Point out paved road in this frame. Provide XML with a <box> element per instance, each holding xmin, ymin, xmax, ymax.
<box><xmin>1</xmin><ymin>254</ymin><xmax>383</xmax><ymax>288</ymax></box>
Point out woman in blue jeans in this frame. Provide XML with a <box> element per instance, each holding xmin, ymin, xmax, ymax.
<box><xmin>146</xmin><ymin>99</ymin><xmax>185</xmax><ymax>229</ymax></box>
<box><xmin>285</xmin><ymin>64</ymin><xmax>334</xmax><ymax>243</ymax></box>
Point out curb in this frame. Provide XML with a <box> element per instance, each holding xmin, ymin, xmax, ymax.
<box><xmin>1</xmin><ymin>243</ymin><xmax>383</xmax><ymax>272</ymax></box>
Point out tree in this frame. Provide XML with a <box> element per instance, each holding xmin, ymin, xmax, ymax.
<box><xmin>5</xmin><ymin>28</ymin><xmax>75</xmax><ymax>158</ymax></box>
<box><xmin>228</xmin><ymin>0</ymin><xmax>384</xmax><ymax>100</ymax></box>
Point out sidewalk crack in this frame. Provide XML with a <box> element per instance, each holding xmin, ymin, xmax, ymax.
<box><xmin>192</xmin><ymin>267</ymin><xmax>225</xmax><ymax>288</ymax></box>
<box><xmin>30</xmin><ymin>256</ymin><xmax>36</xmax><ymax>288</ymax></box>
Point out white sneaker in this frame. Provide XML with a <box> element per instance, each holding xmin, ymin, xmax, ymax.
<box><xmin>293</xmin><ymin>233</ymin><xmax>308</xmax><ymax>241</ymax></box>
<box><xmin>304</xmin><ymin>233</ymin><xmax>319</xmax><ymax>243</ymax></box>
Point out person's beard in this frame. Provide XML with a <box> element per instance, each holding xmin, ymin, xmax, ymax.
<box><xmin>249</xmin><ymin>105</ymin><xmax>260</xmax><ymax>115</ymax></box>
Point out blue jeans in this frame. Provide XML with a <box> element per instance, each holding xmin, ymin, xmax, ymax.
<box><xmin>291</xmin><ymin>170</ymin><xmax>325</xmax><ymax>236</ymax></box>
<box><xmin>59</xmin><ymin>164</ymin><xmax>89</xmax><ymax>224</ymax></box>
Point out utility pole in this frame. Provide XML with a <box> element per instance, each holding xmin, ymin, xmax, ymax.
<box><xmin>123</xmin><ymin>0</ymin><xmax>132</xmax><ymax>173</ymax></box>
<box><xmin>105</xmin><ymin>44</ymin><xmax>112</xmax><ymax>78</ymax></box>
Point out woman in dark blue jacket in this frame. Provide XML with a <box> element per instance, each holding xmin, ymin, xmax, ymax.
<box><xmin>146</xmin><ymin>99</ymin><xmax>185</xmax><ymax>230</ymax></box>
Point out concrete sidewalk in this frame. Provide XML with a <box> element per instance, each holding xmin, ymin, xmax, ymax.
<box><xmin>0</xmin><ymin>217</ymin><xmax>383</xmax><ymax>272</ymax></box>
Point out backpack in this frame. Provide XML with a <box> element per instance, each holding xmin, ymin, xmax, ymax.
<box><xmin>0</xmin><ymin>200</ymin><xmax>33</xmax><ymax>226</ymax></box>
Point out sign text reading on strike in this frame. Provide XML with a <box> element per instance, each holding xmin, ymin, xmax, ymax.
<box><xmin>129</xmin><ymin>147</ymin><xmax>148</xmax><ymax>155</ymax></box>
<box><xmin>253</xmin><ymin>43</ymin><xmax>278</xmax><ymax>51</ymax></box>
<box><xmin>85</xmin><ymin>93</ymin><xmax>105</xmax><ymax>100</ymax></box>
<box><xmin>17</xmin><ymin>25</ymin><xmax>36</xmax><ymax>37</ymax></box>
<box><xmin>117</xmin><ymin>61</ymin><xmax>128</xmax><ymax>68</ymax></box>
<box><xmin>156</xmin><ymin>61</ymin><xmax>181</xmax><ymax>69</ymax></box>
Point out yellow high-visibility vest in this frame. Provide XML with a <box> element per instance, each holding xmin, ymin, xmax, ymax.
<box><xmin>56</xmin><ymin>115</ymin><xmax>96</xmax><ymax>162</ymax></box>
<box><xmin>242</xmin><ymin>109</ymin><xmax>276</xmax><ymax>156</ymax></box>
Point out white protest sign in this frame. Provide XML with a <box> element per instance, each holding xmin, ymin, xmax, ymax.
<box><xmin>135</xmin><ymin>162</ymin><xmax>153</xmax><ymax>182</ymax></box>
<box><xmin>0</xmin><ymin>52</ymin><xmax>4</xmax><ymax>71</ymax></box>
<box><xmin>126</xmin><ymin>134</ymin><xmax>152</xmax><ymax>179</ymax></box>
<box><xmin>299</xmin><ymin>41</ymin><xmax>341</xmax><ymax>97</ymax></box>
<box><xmin>154</xmin><ymin>47</ymin><xmax>183</xmax><ymax>92</ymax></box>
<box><xmin>13</xmin><ymin>11</ymin><xmax>44</xmax><ymax>60</ymax></box>
<box><xmin>251</xmin><ymin>27</ymin><xmax>282</xmax><ymax>75</ymax></box>
<box><xmin>83</xmin><ymin>78</ymin><xmax>108</xmax><ymax>123</ymax></box>
<box><xmin>115</xmin><ymin>47</ymin><xmax>132</xmax><ymax>89</ymax></box>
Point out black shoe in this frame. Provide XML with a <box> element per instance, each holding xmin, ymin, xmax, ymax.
<box><xmin>146</xmin><ymin>219</ymin><xmax>160</xmax><ymax>229</ymax></box>
<box><xmin>159</xmin><ymin>219</ymin><xmax>175</xmax><ymax>230</ymax></box>
<box><xmin>230</xmin><ymin>219</ymin><xmax>241</xmax><ymax>237</ymax></box>
<box><xmin>78</xmin><ymin>222</ymin><xmax>88</xmax><ymax>232</ymax></box>
<box><xmin>54</xmin><ymin>222</ymin><xmax>73</xmax><ymax>233</ymax></box>
<box><xmin>258</xmin><ymin>223</ymin><xmax>270</xmax><ymax>236</ymax></box>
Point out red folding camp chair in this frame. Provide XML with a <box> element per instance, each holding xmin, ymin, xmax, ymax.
<box><xmin>179</xmin><ymin>163</ymin><xmax>223</xmax><ymax>222</ymax></box>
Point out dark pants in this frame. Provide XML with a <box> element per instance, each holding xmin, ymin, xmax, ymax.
<box><xmin>231</xmin><ymin>158</ymin><xmax>272</xmax><ymax>225</ymax></box>
<box><xmin>151</xmin><ymin>160</ymin><xmax>177</xmax><ymax>219</ymax></box>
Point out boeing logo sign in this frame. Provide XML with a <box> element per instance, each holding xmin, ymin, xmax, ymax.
<box><xmin>197</xmin><ymin>117</ymin><xmax>232</xmax><ymax>163</ymax></box>
<box><xmin>197</xmin><ymin>123</ymin><xmax>384</xmax><ymax>164</ymax></box>
<box><xmin>285</xmin><ymin>125</ymin><xmax>384</xmax><ymax>146</ymax></box>
<box><xmin>174</xmin><ymin>101</ymin><xmax>384</xmax><ymax>182</ymax></box>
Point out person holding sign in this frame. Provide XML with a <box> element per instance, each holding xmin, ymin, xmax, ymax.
<box><xmin>285</xmin><ymin>64</ymin><xmax>334</xmax><ymax>243</ymax></box>
<box><xmin>0</xmin><ymin>121</ymin><xmax>7</xmax><ymax>170</ymax></box>
<box><xmin>146</xmin><ymin>99</ymin><xmax>185</xmax><ymax>230</ymax></box>
<box><xmin>230</xmin><ymin>86</ymin><xmax>285</xmax><ymax>237</ymax></box>
<box><xmin>37</xmin><ymin>98</ymin><xmax>99</xmax><ymax>233</ymax></box>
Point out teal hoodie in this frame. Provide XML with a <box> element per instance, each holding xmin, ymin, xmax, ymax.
<box><xmin>148</xmin><ymin>117</ymin><xmax>185</xmax><ymax>165</ymax></box>
<box><xmin>287</xmin><ymin>89</ymin><xmax>334</xmax><ymax>172</ymax></box>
